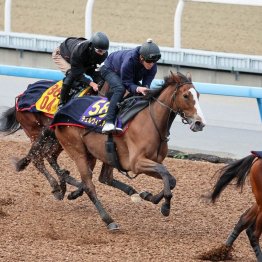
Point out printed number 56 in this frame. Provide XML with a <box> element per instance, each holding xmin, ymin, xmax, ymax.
<box><xmin>88</xmin><ymin>100</ymin><xmax>109</xmax><ymax>118</ymax></box>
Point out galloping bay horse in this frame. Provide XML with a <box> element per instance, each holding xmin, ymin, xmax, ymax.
<box><xmin>52</xmin><ymin>71</ymin><xmax>206</xmax><ymax>230</ymax></box>
<box><xmin>200</xmin><ymin>152</ymin><xmax>262</xmax><ymax>261</ymax></box>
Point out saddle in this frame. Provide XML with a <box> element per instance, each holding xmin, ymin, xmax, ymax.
<box><xmin>251</xmin><ymin>151</ymin><xmax>262</xmax><ymax>158</ymax></box>
<box><xmin>116</xmin><ymin>96</ymin><xmax>149</xmax><ymax>127</ymax></box>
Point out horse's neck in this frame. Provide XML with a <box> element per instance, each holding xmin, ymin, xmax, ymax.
<box><xmin>150</xmin><ymin>87</ymin><xmax>176</xmax><ymax>137</ymax></box>
<box><xmin>153</xmin><ymin>87</ymin><xmax>174</xmax><ymax>119</ymax></box>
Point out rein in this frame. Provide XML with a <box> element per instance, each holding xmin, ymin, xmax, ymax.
<box><xmin>152</xmin><ymin>81</ymin><xmax>193</xmax><ymax>125</ymax></box>
<box><xmin>149</xmin><ymin>81</ymin><xmax>192</xmax><ymax>157</ymax></box>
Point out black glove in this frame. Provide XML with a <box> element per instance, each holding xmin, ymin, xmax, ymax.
<box><xmin>78</xmin><ymin>74</ymin><xmax>92</xmax><ymax>87</ymax></box>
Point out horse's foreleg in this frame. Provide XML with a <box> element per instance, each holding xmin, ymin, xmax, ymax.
<box><xmin>74</xmin><ymin>157</ymin><xmax>119</xmax><ymax>230</ymax></box>
<box><xmin>67</xmin><ymin>155</ymin><xmax>97</xmax><ymax>201</ymax></box>
<box><xmin>98</xmin><ymin>163</ymin><xmax>138</xmax><ymax>196</ymax></box>
<box><xmin>134</xmin><ymin>160</ymin><xmax>176</xmax><ymax>216</ymax></box>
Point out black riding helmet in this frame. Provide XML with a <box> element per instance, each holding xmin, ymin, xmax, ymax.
<box><xmin>90</xmin><ymin>32</ymin><xmax>109</xmax><ymax>51</ymax></box>
<box><xmin>139</xmin><ymin>38</ymin><xmax>161</xmax><ymax>63</ymax></box>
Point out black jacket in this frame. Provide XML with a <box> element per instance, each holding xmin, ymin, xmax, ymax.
<box><xmin>59</xmin><ymin>37</ymin><xmax>108</xmax><ymax>79</ymax></box>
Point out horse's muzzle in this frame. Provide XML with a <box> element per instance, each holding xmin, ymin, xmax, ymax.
<box><xmin>190</xmin><ymin>120</ymin><xmax>205</xmax><ymax>132</ymax></box>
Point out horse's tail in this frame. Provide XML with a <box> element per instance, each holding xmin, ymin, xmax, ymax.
<box><xmin>211</xmin><ymin>154</ymin><xmax>256</xmax><ymax>203</ymax></box>
<box><xmin>0</xmin><ymin>106</ymin><xmax>21</xmax><ymax>135</ymax></box>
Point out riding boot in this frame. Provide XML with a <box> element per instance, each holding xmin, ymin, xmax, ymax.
<box><xmin>58</xmin><ymin>83</ymin><xmax>71</xmax><ymax>109</ymax></box>
<box><xmin>102</xmin><ymin>88</ymin><xmax>125</xmax><ymax>133</ymax></box>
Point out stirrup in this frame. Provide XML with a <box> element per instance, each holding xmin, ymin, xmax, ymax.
<box><xmin>102</xmin><ymin>123</ymin><xmax>123</xmax><ymax>134</ymax></box>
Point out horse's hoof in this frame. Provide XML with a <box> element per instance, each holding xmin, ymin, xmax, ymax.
<box><xmin>59</xmin><ymin>182</ymin><xmax>67</xmax><ymax>196</ymax></box>
<box><xmin>61</xmin><ymin>169</ymin><xmax>70</xmax><ymax>176</ymax></box>
<box><xmin>52</xmin><ymin>191</ymin><xmax>64</xmax><ymax>201</ymax></box>
<box><xmin>161</xmin><ymin>205</ymin><xmax>170</xmax><ymax>217</ymax></box>
<box><xmin>67</xmin><ymin>192</ymin><xmax>77</xmax><ymax>200</ymax></box>
<box><xmin>139</xmin><ymin>191</ymin><xmax>152</xmax><ymax>201</ymax></box>
<box><xmin>67</xmin><ymin>190</ymin><xmax>83</xmax><ymax>200</ymax></box>
<box><xmin>131</xmin><ymin>193</ymin><xmax>142</xmax><ymax>203</ymax></box>
<box><xmin>107</xmin><ymin>222</ymin><xmax>119</xmax><ymax>231</ymax></box>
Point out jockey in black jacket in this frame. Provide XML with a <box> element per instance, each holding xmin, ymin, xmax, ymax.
<box><xmin>52</xmin><ymin>32</ymin><xmax>109</xmax><ymax>108</ymax></box>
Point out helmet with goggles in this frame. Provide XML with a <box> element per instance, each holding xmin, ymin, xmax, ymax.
<box><xmin>139</xmin><ymin>38</ymin><xmax>161</xmax><ymax>63</ymax></box>
<box><xmin>90</xmin><ymin>32</ymin><xmax>109</xmax><ymax>52</ymax></box>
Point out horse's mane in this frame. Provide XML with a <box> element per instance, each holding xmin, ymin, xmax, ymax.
<box><xmin>144</xmin><ymin>72</ymin><xmax>190</xmax><ymax>100</ymax></box>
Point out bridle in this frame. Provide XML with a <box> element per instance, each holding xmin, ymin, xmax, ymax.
<box><xmin>151</xmin><ymin>81</ymin><xmax>193</xmax><ymax>126</ymax></box>
<box><xmin>149</xmin><ymin>81</ymin><xmax>194</xmax><ymax>157</ymax></box>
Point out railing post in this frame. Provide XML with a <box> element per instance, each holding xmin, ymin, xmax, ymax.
<box><xmin>174</xmin><ymin>0</ymin><xmax>185</xmax><ymax>49</ymax></box>
<box><xmin>4</xmin><ymin>0</ymin><xmax>12</xmax><ymax>33</ymax></box>
<box><xmin>256</xmin><ymin>98</ymin><xmax>262</xmax><ymax>122</ymax></box>
<box><xmin>85</xmin><ymin>0</ymin><xmax>95</xmax><ymax>39</ymax></box>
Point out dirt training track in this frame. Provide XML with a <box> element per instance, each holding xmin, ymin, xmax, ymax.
<box><xmin>0</xmin><ymin>132</ymin><xmax>256</xmax><ymax>261</ymax></box>
<box><xmin>0</xmin><ymin>1</ymin><xmax>260</xmax><ymax>261</ymax></box>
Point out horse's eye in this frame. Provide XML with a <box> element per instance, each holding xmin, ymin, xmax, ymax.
<box><xmin>183</xmin><ymin>94</ymin><xmax>189</xmax><ymax>99</ymax></box>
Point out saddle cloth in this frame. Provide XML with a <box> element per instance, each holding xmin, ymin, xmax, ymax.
<box><xmin>16</xmin><ymin>80</ymin><xmax>57</xmax><ymax>114</ymax></box>
<box><xmin>16</xmin><ymin>80</ymin><xmax>91</xmax><ymax>117</ymax></box>
<box><xmin>50</xmin><ymin>96</ymin><xmax>149</xmax><ymax>133</ymax></box>
<box><xmin>251</xmin><ymin>151</ymin><xmax>262</xmax><ymax>158</ymax></box>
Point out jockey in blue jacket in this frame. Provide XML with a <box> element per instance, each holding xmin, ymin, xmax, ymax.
<box><xmin>101</xmin><ymin>38</ymin><xmax>161</xmax><ymax>133</ymax></box>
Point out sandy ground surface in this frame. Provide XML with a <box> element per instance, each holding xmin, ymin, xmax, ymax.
<box><xmin>0</xmin><ymin>2</ymin><xmax>260</xmax><ymax>261</ymax></box>
<box><xmin>0</xmin><ymin>131</ymin><xmax>257</xmax><ymax>262</ymax></box>
<box><xmin>0</xmin><ymin>0</ymin><xmax>261</xmax><ymax>55</ymax></box>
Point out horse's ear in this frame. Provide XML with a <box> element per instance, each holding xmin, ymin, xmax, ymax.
<box><xmin>186</xmin><ymin>72</ymin><xmax>192</xmax><ymax>82</ymax></box>
<box><xmin>170</xmin><ymin>70</ymin><xmax>180</xmax><ymax>82</ymax></box>
<box><xmin>170</xmin><ymin>70</ymin><xmax>175</xmax><ymax>77</ymax></box>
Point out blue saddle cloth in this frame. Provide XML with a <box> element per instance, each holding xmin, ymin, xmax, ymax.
<box><xmin>51</xmin><ymin>96</ymin><xmax>110</xmax><ymax>133</ymax></box>
<box><xmin>51</xmin><ymin>95</ymin><xmax>150</xmax><ymax>133</ymax></box>
<box><xmin>251</xmin><ymin>151</ymin><xmax>262</xmax><ymax>158</ymax></box>
<box><xmin>16</xmin><ymin>80</ymin><xmax>56</xmax><ymax>112</ymax></box>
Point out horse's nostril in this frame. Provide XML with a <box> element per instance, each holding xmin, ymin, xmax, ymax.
<box><xmin>195</xmin><ymin>120</ymin><xmax>205</xmax><ymax>129</ymax></box>
<box><xmin>195</xmin><ymin>121</ymin><xmax>201</xmax><ymax>126</ymax></box>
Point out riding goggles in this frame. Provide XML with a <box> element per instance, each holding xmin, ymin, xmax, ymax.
<box><xmin>144</xmin><ymin>54</ymin><xmax>161</xmax><ymax>63</ymax></box>
<box><xmin>95</xmin><ymin>48</ymin><xmax>107</xmax><ymax>55</ymax></box>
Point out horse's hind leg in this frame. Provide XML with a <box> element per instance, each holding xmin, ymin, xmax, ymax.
<box><xmin>200</xmin><ymin>206</ymin><xmax>257</xmax><ymax>261</ymax></box>
<box><xmin>13</xmin><ymin>156</ymin><xmax>31</xmax><ymax>171</ymax></box>
<box><xmin>246</xmin><ymin>223</ymin><xmax>262</xmax><ymax>261</ymax></box>
<box><xmin>38</xmin><ymin>128</ymin><xmax>83</xmax><ymax>198</ymax></box>
<box><xmin>226</xmin><ymin>206</ymin><xmax>256</xmax><ymax>246</ymax></box>
<box><xmin>13</xmin><ymin>149</ymin><xmax>63</xmax><ymax>200</ymax></box>
<box><xmin>246</xmin><ymin>164</ymin><xmax>262</xmax><ymax>261</ymax></box>
<box><xmin>32</xmin><ymin>158</ymin><xmax>64</xmax><ymax>200</ymax></box>
<box><xmin>14</xmin><ymin>137</ymin><xmax>64</xmax><ymax>200</ymax></box>
<box><xmin>98</xmin><ymin>163</ymin><xmax>138</xmax><ymax>196</ymax></box>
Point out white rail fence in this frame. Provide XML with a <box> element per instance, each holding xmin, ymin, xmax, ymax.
<box><xmin>1</xmin><ymin>0</ymin><xmax>262</xmax><ymax>73</ymax></box>
<box><xmin>1</xmin><ymin>64</ymin><xmax>262</xmax><ymax>121</ymax></box>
